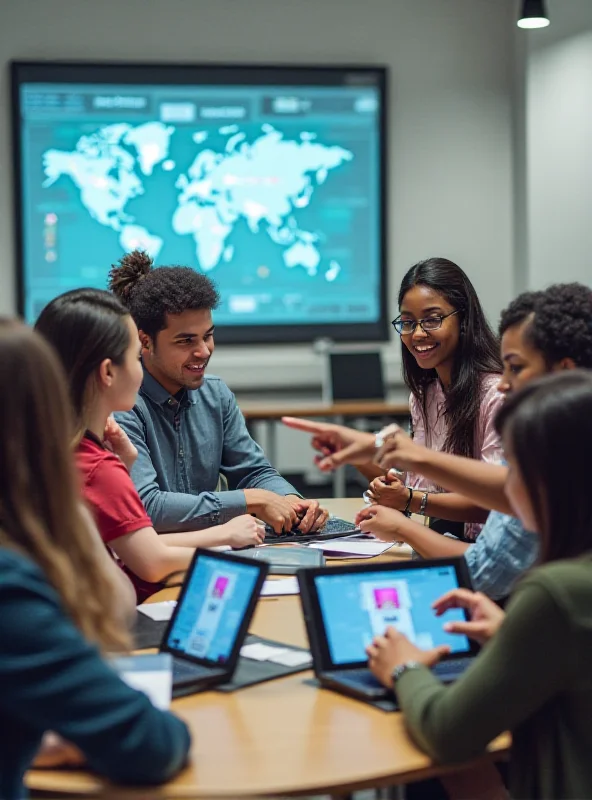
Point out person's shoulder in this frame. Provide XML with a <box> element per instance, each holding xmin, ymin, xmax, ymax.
<box><xmin>480</xmin><ymin>372</ymin><xmax>503</xmax><ymax>398</ymax></box>
<box><xmin>77</xmin><ymin>440</ymin><xmax>130</xmax><ymax>485</ymax></box>
<box><xmin>200</xmin><ymin>374</ymin><xmax>234</xmax><ymax>400</ymax></box>
<box><xmin>203</xmin><ymin>374</ymin><xmax>228</xmax><ymax>389</ymax></box>
<box><xmin>0</xmin><ymin>547</ymin><xmax>47</xmax><ymax>592</ymax></box>
<box><xmin>516</xmin><ymin>556</ymin><xmax>592</xmax><ymax>617</ymax></box>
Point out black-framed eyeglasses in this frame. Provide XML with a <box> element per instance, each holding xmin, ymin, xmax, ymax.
<box><xmin>391</xmin><ymin>310</ymin><xmax>460</xmax><ymax>336</ymax></box>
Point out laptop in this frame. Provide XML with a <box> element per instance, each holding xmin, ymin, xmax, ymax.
<box><xmin>298</xmin><ymin>558</ymin><xmax>479</xmax><ymax>702</ymax></box>
<box><xmin>160</xmin><ymin>548</ymin><xmax>268</xmax><ymax>697</ymax></box>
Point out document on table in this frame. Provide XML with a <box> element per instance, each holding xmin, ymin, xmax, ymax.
<box><xmin>260</xmin><ymin>577</ymin><xmax>300</xmax><ymax>596</ymax></box>
<box><xmin>308</xmin><ymin>540</ymin><xmax>412</xmax><ymax>558</ymax></box>
<box><xmin>137</xmin><ymin>600</ymin><xmax>177</xmax><ymax>621</ymax></box>
<box><xmin>240</xmin><ymin>642</ymin><xmax>312</xmax><ymax>667</ymax></box>
<box><xmin>111</xmin><ymin>653</ymin><xmax>173</xmax><ymax>709</ymax></box>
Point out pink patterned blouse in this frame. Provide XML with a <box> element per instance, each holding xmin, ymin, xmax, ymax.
<box><xmin>407</xmin><ymin>373</ymin><xmax>504</xmax><ymax>540</ymax></box>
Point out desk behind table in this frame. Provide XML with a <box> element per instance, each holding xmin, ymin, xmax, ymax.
<box><xmin>239</xmin><ymin>400</ymin><xmax>411</xmax><ymax>497</ymax></box>
<box><xmin>26</xmin><ymin>498</ymin><xmax>509</xmax><ymax>799</ymax></box>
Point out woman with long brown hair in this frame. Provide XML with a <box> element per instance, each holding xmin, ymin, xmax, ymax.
<box><xmin>0</xmin><ymin>319</ymin><xmax>190</xmax><ymax>799</ymax></box>
<box><xmin>35</xmin><ymin>288</ymin><xmax>264</xmax><ymax>602</ymax></box>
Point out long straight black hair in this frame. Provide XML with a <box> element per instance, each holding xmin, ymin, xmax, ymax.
<box><xmin>496</xmin><ymin>370</ymin><xmax>592</xmax><ymax>563</ymax></box>
<box><xmin>398</xmin><ymin>258</ymin><xmax>501</xmax><ymax>458</ymax></box>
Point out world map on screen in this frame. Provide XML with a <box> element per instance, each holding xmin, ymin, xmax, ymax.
<box><xmin>42</xmin><ymin>121</ymin><xmax>353</xmax><ymax>282</ymax></box>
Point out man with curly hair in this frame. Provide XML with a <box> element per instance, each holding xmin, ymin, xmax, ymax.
<box><xmin>109</xmin><ymin>250</ymin><xmax>328</xmax><ymax>536</ymax></box>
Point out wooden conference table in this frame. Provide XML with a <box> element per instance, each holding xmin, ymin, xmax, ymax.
<box><xmin>27</xmin><ymin>498</ymin><xmax>509</xmax><ymax>798</ymax></box>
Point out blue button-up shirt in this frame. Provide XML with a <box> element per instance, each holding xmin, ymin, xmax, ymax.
<box><xmin>464</xmin><ymin>511</ymin><xmax>540</xmax><ymax>600</ymax></box>
<box><xmin>116</xmin><ymin>369</ymin><xmax>299</xmax><ymax>532</ymax></box>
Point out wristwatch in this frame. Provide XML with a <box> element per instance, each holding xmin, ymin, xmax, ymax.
<box><xmin>391</xmin><ymin>660</ymin><xmax>424</xmax><ymax>683</ymax></box>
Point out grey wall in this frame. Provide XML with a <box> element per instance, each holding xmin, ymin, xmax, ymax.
<box><xmin>0</xmin><ymin>0</ymin><xmax>516</xmax><ymax>389</ymax></box>
<box><xmin>522</xmin><ymin>0</ymin><xmax>592</xmax><ymax>290</ymax></box>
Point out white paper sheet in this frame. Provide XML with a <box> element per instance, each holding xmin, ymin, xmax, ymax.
<box><xmin>137</xmin><ymin>600</ymin><xmax>177</xmax><ymax>621</ymax></box>
<box><xmin>111</xmin><ymin>653</ymin><xmax>172</xmax><ymax>710</ymax></box>
<box><xmin>267</xmin><ymin>649</ymin><xmax>312</xmax><ymax>667</ymax></box>
<box><xmin>260</xmin><ymin>577</ymin><xmax>300</xmax><ymax>596</ymax></box>
<box><xmin>308</xmin><ymin>540</ymin><xmax>412</xmax><ymax>557</ymax></box>
<box><xmin>240</xmin><ymin>642</ymin><xmax>290</xmax><ymax>661</ymax></box>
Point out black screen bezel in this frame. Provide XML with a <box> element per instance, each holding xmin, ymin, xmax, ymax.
<box><xmin>160</xmin><ymin>548</ymin><xmax>268</xmax><ymax>670</ymax></box>
<box><xmin>11</xmin><ymin>59</ymin><xmax>389</xmax><ymax>344</ymax></box>
<box><xmin>298</xmin><ymin>557</ymin><xmax>479</xmax><ymax>672</ymax></box>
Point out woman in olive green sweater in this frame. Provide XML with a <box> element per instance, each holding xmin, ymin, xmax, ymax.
<box><xmin>367</xmin><ymin>370</ymin><xmax>592</xmax><ymax>800</ymax></box>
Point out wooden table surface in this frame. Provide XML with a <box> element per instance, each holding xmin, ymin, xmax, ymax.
<box><xmin>26</xmin><ymin>498</ymin><xmax>509</xmax><ymax>798</ymax></box>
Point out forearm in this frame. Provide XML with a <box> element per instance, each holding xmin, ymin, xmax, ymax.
<box><xmin>142</xmin><ymin>488</ymin><xmax>247</xmax><ymax>531</ymax></box>
<box><xmin>357</xmin><ymin>462</ymin><xmax>384</xmax><ymax>481</ymax></box>
<box><xmin>110</xmin><ymin>533</ymin><xmax>195</xmax><ymax>584</ymax></box>
<box><xmin>395</xmin><ymin>516</ymin><xmax>470</xmax><ymax>559</ymax></box>
<box><xmin>229</xmin><ymin>466</ymin><xmax>301</xmax><ymax>497</ymax></box>
<box><xmin>408</xmin><ymin>452</ymin><xmax>511</xmax><ymax>515</ymax></box>
<box><xmin>396</xmin><ymin>581</ymin><xmax>569</xmax><ymax>764</ymax></box>
<box><xmin>160</xmin><ymin>528</ymin><xmax>236</xmax><ymax>548</ymax></box>
<box><xmin>408</xmin><ymin>490</ymin><xmax>489</xmax><ymax>524</ymax></box>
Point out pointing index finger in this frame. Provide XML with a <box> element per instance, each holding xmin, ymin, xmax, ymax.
<box><xmin>281</xmin><ymin>416</ymin><xmax>328</xmax><ymax>434</ymax></box>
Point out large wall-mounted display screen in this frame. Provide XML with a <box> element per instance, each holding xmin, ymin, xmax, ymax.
<box><xmin>12</xmin><ymin>61</ymin><xmax>388</xmax><ymax>343</ymax></box>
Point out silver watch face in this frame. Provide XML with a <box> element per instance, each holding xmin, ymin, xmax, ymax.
<box><xmin>392</xmin><ymin>660</ymin><xmax>422</xmax><ymax>682</ymax></box>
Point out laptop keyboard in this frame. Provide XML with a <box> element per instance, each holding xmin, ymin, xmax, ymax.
<box><xmin>263</xmin><ymin>516</ymin><xmax>360</xmax><ymax>544</ymax></box>
<box><xmin>172</xmin><ymin>658</ymin><xmax>216</xmax><ymax>682</ymax></box>
<box><xmin>329</xmin><ymin>668</ymin><xmax>385</xmax><ymax>689</ymax></box>
<box><xmin>433</xmin><ymin>658</ymin><xmax>470</xmax><ymax>680</ymax></box>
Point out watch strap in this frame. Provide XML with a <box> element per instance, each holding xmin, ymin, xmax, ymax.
<box><xmin>391</xmin><ymin>660</ymin><xmax>424</xmax><ymax>683</ymax></box>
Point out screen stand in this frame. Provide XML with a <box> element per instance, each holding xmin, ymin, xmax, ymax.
<box><xmin>312</xmin><ymin>337</ymin><xmax>334</xmax><ymax>404</ymax></box>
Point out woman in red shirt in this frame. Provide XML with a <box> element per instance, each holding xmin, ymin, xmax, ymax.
<box><xmin>36</xmin><ymin>289</ymin><xmax>264</xmax><ymax>601</ymax></box>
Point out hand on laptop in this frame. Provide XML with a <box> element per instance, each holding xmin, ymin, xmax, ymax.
<box><xmin>366</xmin><ymin>626</ymin><xmax>450</xmax><ymax>689</ymax></box>
<box><xmin>219</xmin><ymin>515</ymin><xmax>266</xmax><ymax>549</ymax></box>
<box><xmin>244</xmin><ymin>489</ymin><xmax>299</xmax><ymax>533</ymax></box>
<box><xmin>282</xmin><ymin>417</ymin><xmax>375</xmax><ymax>471</ymax></box>
<box><xmin>432</xmin><ymin>588</ymin><xmax>505</xmax><ymax>645</ymax></box>
<box><xmin>364</xmin><ymin>471</ymin><xmax>409</xmax><ymax>510</ymax></box>
<box><xmin>286</xmin><ymin>496</ymin><xmax>330</xmax><ymax>533</ymax></box>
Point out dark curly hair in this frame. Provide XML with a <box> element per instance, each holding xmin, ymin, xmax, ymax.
<box><xmin>499</xmin><ymin>283</ymin><xmax>592</xmax><ymax>368</ymax></box>
<box><xmin>108</xmin><ymin>250</ymin><xmax>220</xmax><ymax>340</ymax></box>
<box><xmin>398</xmin><ymin>257</ymin><xmax>502</xmax><ymax>459</ymax></box>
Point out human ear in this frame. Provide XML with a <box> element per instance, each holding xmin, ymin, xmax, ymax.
<box><xmin>139</xmin><ymin>330</ymin><xmax>152</xmax><ymax>355</ymax></box>
<box><xmin>97</xmin><ymin>359</ymin><xmax>115</xmax><ymax>388</ymax></box>
<box><xmin>553</xmin><ymin>357</ymin><xmax>577</xmax><ymax>372</ymax></box>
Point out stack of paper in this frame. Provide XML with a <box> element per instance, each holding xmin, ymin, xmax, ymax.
<box><xmin>308</xmin><ymin>540</ymin><xmax>412</xmax><ymax>558</ymax></box>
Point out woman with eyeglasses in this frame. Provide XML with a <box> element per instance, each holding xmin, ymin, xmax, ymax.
<box><xmin>284</xmin><ymin>258</ymin><xmax>503</xmax><ymax>541</ymax></box>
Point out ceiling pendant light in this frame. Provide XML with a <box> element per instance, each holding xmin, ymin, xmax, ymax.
<box><xmin>517</xmin><ymin>0</ymin><xmax>550</xmax><ymax>29</ymax></box>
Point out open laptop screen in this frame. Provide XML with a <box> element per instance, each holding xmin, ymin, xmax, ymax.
<box><xmin>165</xmin><ymin>554</ymin><xmax>261</xmax><ymax>665</ymax></box>
<box><xmin>314</xmin><ymin>563</ymin><xmax>471</xmax><ymax>666</ymax></box>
